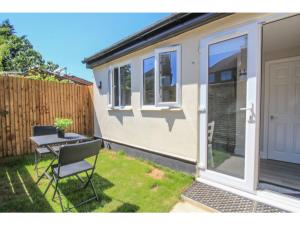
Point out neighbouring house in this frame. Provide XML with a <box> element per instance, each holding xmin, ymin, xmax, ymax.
<box><xmin>62</xmin><ymin>74</ymin><xmax>93</xmax><ymax>86</ymax></box>
<box><xmin>83</xmin><ymin>13</ymin><xmax>300</xmax><ymax>211</ymax></box>
<box><xmin>24</xmin><ymin>67</ymin><xmax>93</xmax><ymax>85</ymax></box>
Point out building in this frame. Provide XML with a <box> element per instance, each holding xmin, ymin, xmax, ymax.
<box><xmin>83</xmin><ymin>13</ymin><xmax>300</xmax><ymax>211</ymax></box>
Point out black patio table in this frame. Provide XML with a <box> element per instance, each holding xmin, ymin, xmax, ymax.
<box><xmin>30</xmin><ymin>132</ymin><xmax>90</xmax><ymax>186</ymax></box>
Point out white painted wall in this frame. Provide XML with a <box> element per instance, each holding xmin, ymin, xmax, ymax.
<box><xmin>92</xmin><ymin>13</ymin><xmax>267</xmax><ymax>162</ymax></box>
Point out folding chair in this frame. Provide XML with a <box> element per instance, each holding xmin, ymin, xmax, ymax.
<box><xmin>32</xmin><ymin>125</ymin><xmax>60</xmax><ymax>177</ymax></box>
<box><xmin>48</xmin><ymin>139</ymin><xmax>102</xmax><ymax>212</ymax></box>
<box><xmin>207</xmin><ymin>121</ymin><xmax>215</xmax><ymax>168</ymax></box>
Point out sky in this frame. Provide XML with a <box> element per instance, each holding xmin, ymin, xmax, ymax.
<box><xmin>0</xmin><ymin>13</ymin><xmax>170</xmax><ymax>81</ymax></box>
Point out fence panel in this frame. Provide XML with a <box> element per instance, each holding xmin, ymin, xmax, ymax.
<box><xmin>0</xmin><ymin>76</ymin><xmax>94</xmax><ymax>157</ymax></box>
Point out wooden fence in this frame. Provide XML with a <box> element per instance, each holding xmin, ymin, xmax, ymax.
<box><xmin>0</xmin><ymin>76</ymin><xmax>94</xmax><ymax>157</ymax></box>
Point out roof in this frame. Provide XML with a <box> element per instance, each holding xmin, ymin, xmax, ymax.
<box><xmin>83</xmin><ymin>13</ymin><xmax>231</xmax><ymax>68</ymax></box>
<box><xmin>63</xmin><ymin>74</ymin><xmax>93</xmax><ymax>86</ymax></box>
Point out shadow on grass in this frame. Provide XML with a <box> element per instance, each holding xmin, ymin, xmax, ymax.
<box><xmin>54</xmin><ymin>173</ymin><xmax>140</xmax><ymax>212</ymax></box>
<box><xmin>112</xmin><ymin>203</ymin><xmax>140</xmax><ymax>212</ymax></box>
<box><xmin>53</xmin><ymin>173</ymin><xmax>114</xmax><ymax>212</ymax></box>
<box><xmin>0</xmin><ymin>157</ymin><xmax>54</xmax><ymax>212</ymax></box>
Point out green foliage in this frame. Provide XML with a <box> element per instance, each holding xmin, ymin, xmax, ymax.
<box><xmin>0</xmin><ymin>19</ymin><xmax>59</xmax><ymax>73</ymax></box>
<box><xmin>54</xmin><ymin>118</ymin><xmax>73</xmax><ymax>131</ymax></box>
<box><xmin>59</xmin><ymin>79</ymin><xmax>71</xmax><ymax>83</ymax></box>
<box><xmin>117</xmin><ymin>150</ymin><xmax>126</xmax><ymax>156</ymax></box>
<box><xmin>25</xmin><ymin>74</ymin><xmax>71</xmax><ymax>83</ymax></box>
<box><xmin>44</xmin><ymin>75</ymin><xmax>60</xmax><ymax>82</ymax></box>
<box><xmin>26</xmin><ymin>74</ymin><xmax>44</xmax><ymax>80</ymax></box>
<box><xmin>44</xmin><ymin>61</ymin><xmax>59</xmax><ymax>72</ymax></box>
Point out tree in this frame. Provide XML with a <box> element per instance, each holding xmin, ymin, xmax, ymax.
<box><xmin>0</xmin><ymin>19</ymin><xmax>60</xmax><ymax>73</ymax></box>
<box><xmin>0</xmin><ymin>20</ymin><xmax>12</xmax><ymax>70</ymax></box>
<box><xmin>44</xmin><ymin>61</ymin><xmax>59</xmax><ymax>72</ymax></box>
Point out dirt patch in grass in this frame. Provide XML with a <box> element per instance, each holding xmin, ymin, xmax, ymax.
<box><xmin>147</xmin><ymin>168</ymin><xmax>165</xmax><ymax>180</ymax></box>
<box><xmin>150</xmin><ymin>183</ymin><xmax>159</xmax><ymax>191</ymax></box>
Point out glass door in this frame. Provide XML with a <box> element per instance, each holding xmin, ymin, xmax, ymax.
<box><xmin>199</xmin><ymin>22</ymin><xmax>260</xmax><ymax>192</ymax></box>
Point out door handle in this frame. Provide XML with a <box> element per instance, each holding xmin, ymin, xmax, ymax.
<box><xmin>270</xmin><ymin>115</ymin><xmax>277</xmax><ymax>120</ymax></box>
<box><xmin>240</xmin><ymin>107</ymin><xmax>252</xmax><ymax>111</ymax></box>
<box><xmin>240</xmin><ymin>103</ymin><xmax>254</xmax><ymax>112</ymax></box>
<box><xmin>240</xmin><ymin>103</ymin><xmax>255</xmax><ymax>123</ymax></box>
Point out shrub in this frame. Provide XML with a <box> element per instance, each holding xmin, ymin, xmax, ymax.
<box><xmin>54</xmin><ymin>118</ymin><xmax>73</xmax><ymax>131</ymax></box>
<box><xmin>26</xmin><ymin>74</ymin><xmax>71</xmax><ymax>83</ymax></box>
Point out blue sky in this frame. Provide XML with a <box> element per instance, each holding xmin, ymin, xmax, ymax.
<box><xmin>0</xmin><ymin>13</ymin><xmax>170</xmax><ymax>81</ymax></box>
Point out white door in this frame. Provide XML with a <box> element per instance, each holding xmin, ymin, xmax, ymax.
<box><xmin>267</xmin><ymin>57</ymin><xmax>300</xmax><ymax>164</ymax></box>
<box><xmin>199</xmin><ymin>22</ymin><xmax>260</xmax><ymax>192</ymax></box>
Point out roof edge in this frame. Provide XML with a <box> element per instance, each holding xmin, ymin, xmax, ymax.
<box><xmin>83</xmin><ymin>13</ymin><xmax>231</xmax><ymax>68</ymax></box>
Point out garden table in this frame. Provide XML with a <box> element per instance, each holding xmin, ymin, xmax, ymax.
<box><xmin>30</xmin><ymin>133</ymin><xmax>90</xmax><ymax>186</ymax></box>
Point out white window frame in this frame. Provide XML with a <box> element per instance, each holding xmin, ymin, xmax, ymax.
<box><xmin>155</xmin><ymin>45</ymin><xmax>181</xmax><ymax>107</ymax></box>
<box><xmin>141</xmin><ymin>53</ymin><xmax>155</xmax><ymax>107</ymax></box>
<box><xmin>107</xmin><ymin>67</ymin><xmax>113</xmax><ymax>108</ymax></box>
<box><xmin>110</xmin><ymin>61</ymin><xmax>132</xmax><ymax>109</ymax></box>
<box><xmin>198</xmin><ymin>22</ymin><xmax>261</xmax><ymax>193</ymax></box>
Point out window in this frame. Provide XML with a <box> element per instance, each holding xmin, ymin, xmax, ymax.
<box><xmin>111</xmin><ymin>63</ymin><xmax>131</xmax><ymax>107</ymax></box>
<box><xmin>208</xmin><ymin>73</ymin><xmax>215</xmax><ymax>83</ymax></box>
<box><xmin>120</xmin><ymin>64</ymin><xmax>131</xmax><ymax>106</ymax></box>
<box><xmin>107</xmin><ymin>69</ymin><xmax>112</xmax><ymax>107</ymax></box>
<box><xmin>113</xmin><ymin>67</ymin><xmax>119</xmax><ymax>106</ymax></box>
<box><xmin>142</xmin><ymin>45</ymin><xmax>181</xmax><ymax>107</ymax></box>
<box><xmin>220</xmin><ymin>70</ymin><xmax>233</xmax><ymax>81</ymax></box>
<box><xmin>158</xmin><ymin>51</ymin><xmax>177</xmax><ymax>102</ymax></box>
<box><xmin>156</xmin><ymin>46</ymin><xmax>181</xmax><ymax>106</ymax></box>
<box><xmin>143</xmin><ymin>56</ymin><xmax>155</xmax><ymax>105</ymax></box>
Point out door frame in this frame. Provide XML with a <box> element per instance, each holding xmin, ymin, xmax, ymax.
<box><xmin>263</xmin><ymin>56</ymin><xmax>300</xmax><ymax>161</ymax></box>
<box><xmin>198</xmin><ymin>21</ymin><xmax>262</xmax><ymax>193</ymax></box>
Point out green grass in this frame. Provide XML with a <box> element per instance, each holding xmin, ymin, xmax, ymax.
<box><xmin>211</xmin><ymin>149</ymin><xmax>231</xmax><ymax>168</ymax></box>
<box><xmin>0</xmin><ymin>149</ymin><xmax>193</xmax><ymax>212</ymax></box>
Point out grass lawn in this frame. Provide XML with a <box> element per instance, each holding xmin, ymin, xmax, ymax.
<box><xmin>0</xmin><ymin>149</ymin><xmax>193</xmax><ymax>212</ymax></box>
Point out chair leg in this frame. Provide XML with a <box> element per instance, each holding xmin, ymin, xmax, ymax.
<box><xmin>90</xmin><ymin>179</ymin><xmax>99</xmax><ymax>201</ymax></box>
<box><xmin>34</xmin><ymin>151</ymin><xmax>40</xmax><ymax>178</ymax></box>
<box><xmin>44</xmin><ymin>176</ymin><xmax>54</xmax><ymax>196</ymax></box>
<box><xmin>208</xmin><ymin>144</ymin><xmax>214</xmax><ymax>168</ymax></box>
<box><xmin>52</xmin><ymin>178</ymin><xmax>59</xmax><ymax>200</ymax></box>
<box><xmin>84</xmin><ymin>171</ymin><xmax>99</xmax><ymax>201</ymax></box>
<box><xmin>75</xmin><ymin>174</ymin><xmax>84</xmax><ymax>183</ymax></box>
<box><xmin>55</xmin><ymin>179</ymin><xmax>64</xmax><ymax>212</ymax></box>
<box><xmin>36</xmin><ymin>157</ymin><xmax>56</xmax><ymax>185</ymax></box>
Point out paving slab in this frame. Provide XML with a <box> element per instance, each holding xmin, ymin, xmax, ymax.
<box><xmin>170</xmin><ymin>200</ymin><xmax>216</xmax><ymax>212</ymax></box>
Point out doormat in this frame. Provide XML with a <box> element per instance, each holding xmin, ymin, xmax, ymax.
<box><xmin>182</xmin><ymin>182</ymin><xmax>288</xmax><ymax>212</ymax></box>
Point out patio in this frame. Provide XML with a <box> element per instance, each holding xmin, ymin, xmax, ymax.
<box><xmin>0</xmin><ymin>149</ymin><xmax>193</xmax><ymax>212</ymax></box>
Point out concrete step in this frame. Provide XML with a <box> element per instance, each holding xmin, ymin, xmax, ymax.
<box><xmin>170</xmin><ymin>197</ymin><xmax>217</xmax><ymax>212</ymax></box>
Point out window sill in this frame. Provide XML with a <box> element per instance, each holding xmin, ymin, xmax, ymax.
<box><xmin>108</xmin><ymin>106</ymin><xmax>133</xmax><ymax>111</ymax></box>
<box><xmin>140</xmin><ymin>106</ymin><xmax>182</xmax><ymax>111</ymax></box>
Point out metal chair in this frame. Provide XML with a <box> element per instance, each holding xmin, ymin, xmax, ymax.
<box><xmin>32</xmin><ymin>125</ymin><xmax>60</xmax><ymax>177</ymax></box>
<box><xmin>207</xmin><ymin>121</ymin><xmax>215</xmax><ymax>168</ymax></box>
<box><xmin>47</xmin><ymin>139</ymin><xmax>102</xmax><ymax>212</ymax></box>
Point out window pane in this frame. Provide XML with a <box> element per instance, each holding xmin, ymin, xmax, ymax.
<box><xmin>108</xmin><ymin>70</ymin><xmax>112</xmax><ymax>105</ymax></box>
<box><xmin>143</xmin><ymin>57</ymin><xmax>155</xmax><ymax>105</ymax></box>
<box><xmin>120</xmin><ymin>64</ymin><xmax>131</xmax><ymax>106</ymax></box>
<box><xmin>220</xmin><ymin>70</ymin><xmax>233</xmax><ymax>81</ymax></box>
<box><xmin>207</xmin><ymin>35</ymin><xmax>248</xmax><ymax>179</ymax></box>
<box><xmin>113</xmin><ymin>67</ymin><xmax>119</xmax><ymax>106</ymax></box>
<box><xmin>208</xmin><ymin>73</ymin><xmax>215</xmax><ymax>83</ymax></box>
<box><xmin>159</xmin><ymin>51</ymin><xmax>177</xmax><ymax>102</ymax></box>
